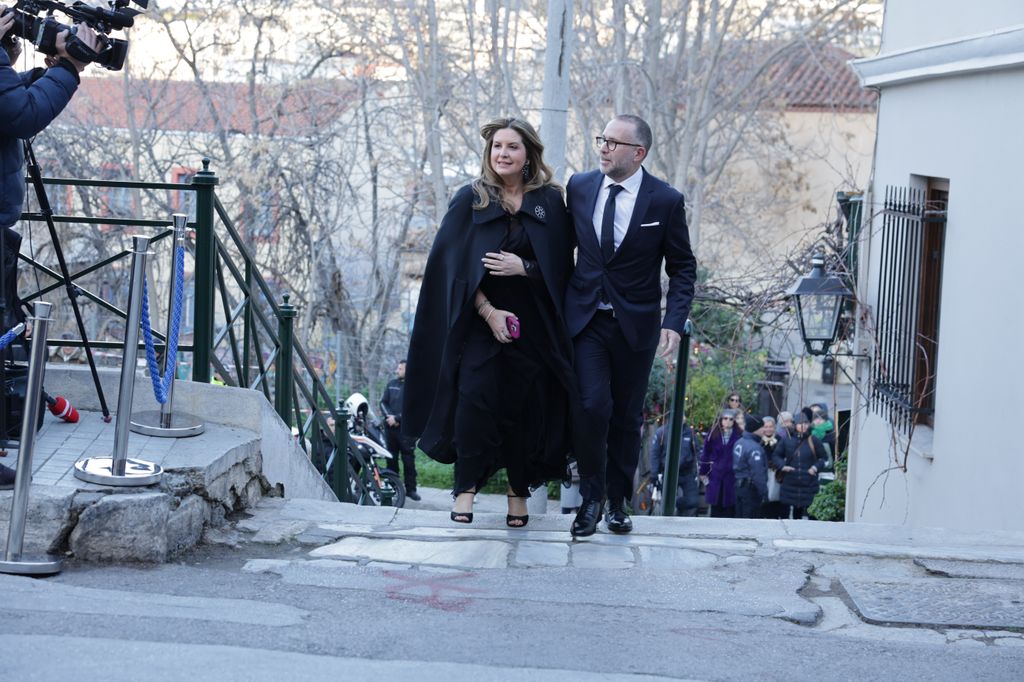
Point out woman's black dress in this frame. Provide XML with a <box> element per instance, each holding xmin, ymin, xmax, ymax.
<box><xmin>452</xmin><ymin>215</ymin><xmax>570</xmax><ymax>497</ymax></box>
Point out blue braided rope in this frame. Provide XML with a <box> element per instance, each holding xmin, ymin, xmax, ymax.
<box><xmin>0</xmin><ymin>324</ymin><xmax>24</xmax><ymax>352</ymax></box>
<box><xmin>141</xmin><ymin>246</ymin><xmax>185</xmax><ymax>405</ymax></box>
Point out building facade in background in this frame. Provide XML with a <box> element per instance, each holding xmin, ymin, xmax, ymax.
<box><xmin>847</xmin><ymin>0</ymin><xmax>1024</xmax><ymax>531</ymax></box>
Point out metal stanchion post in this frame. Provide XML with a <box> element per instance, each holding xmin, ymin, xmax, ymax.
<box><xmin>0</xmin><ymin>302</ymin><xmax>62</xmax><ymax>575</ymax></box>
<box><xmin>662</xmin><ymin>320</ymin><xmax>693</xmax><ymax>517</ymax></box>
<box><xmin>131</xmin><ymin>214</ymin><xmax>205</xmax><ymax>438</ymax></box>
<box><xmin>74</xmin><ymin>236</ymin><xmax>163</xmax><ymax>486</ymax></box>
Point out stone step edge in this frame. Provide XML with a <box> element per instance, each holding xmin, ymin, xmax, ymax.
<box><xmin>0</xmin><ymin>439</ymin><xmax>276</xmax><ymax>562</ymax></box>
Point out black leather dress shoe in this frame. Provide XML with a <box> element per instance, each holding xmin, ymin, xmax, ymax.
<box><xmin>0</xmin><ymin>464</ymin><xmax>15</xmax><ymax>490</ymax></box>
<box><xmin>605</xmin><ymin>500</ymin><xmax>633</xmax><ymax>534</ymax></box>
<box><xmin>571</xmin><ymin>498</ymin><xmax>604</xmax><ymax>537</ymax></box>
<box><xmin>406</xmin><ymin>490</ymin><xmax>421</xmax><ymax>502</ymax></box>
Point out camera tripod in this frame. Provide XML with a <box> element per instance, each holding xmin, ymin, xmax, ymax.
<box><xmin>0</xmin><ymin>138</ymin><xmax>111</xmax><ymax>447</ymax></box>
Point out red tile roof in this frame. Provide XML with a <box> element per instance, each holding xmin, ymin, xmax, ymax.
<box><xmin>63</xmin><ymin>76</ymin><xmax>355</xmax><ymax>135</ymax></box>
<box><xmin>777</xmin><ymin>43</ymin><xmax>877</xmax><ymax>112</ymax></box>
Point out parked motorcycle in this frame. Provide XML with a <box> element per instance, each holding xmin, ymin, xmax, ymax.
<box><xmin>340</xmin><ymin>392</ymin><xmax>406</xmax><ymax>508</ymax></box>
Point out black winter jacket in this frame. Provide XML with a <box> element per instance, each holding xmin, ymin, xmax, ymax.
<box><xmin>772</xmin><ymin>433</ymin><xmax>826</xmax><ymax>508</ymax></box>
<box><xmin>1</xmin><ymin>51</ymin><xmax>79</xmax><ymax>228</ymax></box>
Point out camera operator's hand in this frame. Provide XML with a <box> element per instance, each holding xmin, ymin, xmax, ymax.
<box><xmin>5</xmin><ymin>35</ymin><xmax>20</xmax><ymax>63</ymax></box>
<box><xmin>0</xmin><ymin>8</ymin><xmax>15</xmax><ymax>46</ymax></box>
<box><xmin>56</xmin><ymin>24</ymin><xmax>98</xmax><ymax>72</ymax></box>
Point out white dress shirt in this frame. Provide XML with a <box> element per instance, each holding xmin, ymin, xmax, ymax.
<box><xmin>591</xmin><ymin>167</ymin><xmax>644</xmax><ymax>254</ymax></box>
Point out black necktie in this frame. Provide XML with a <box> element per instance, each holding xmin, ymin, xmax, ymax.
<box><xmin>601</xmin><ymin>184</ymin><xmax>624</xmax><ymax>263</ymax></box>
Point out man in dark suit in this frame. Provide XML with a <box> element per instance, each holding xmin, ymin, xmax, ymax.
<box><xmin>565</xmin><ymin>115</ymin><xmax>697</xmax><ymax>537</ymax></box>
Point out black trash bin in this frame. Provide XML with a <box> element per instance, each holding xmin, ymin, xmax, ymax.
<box><xmin>757</xmin><ymin>358</ymin><xmax>789</xmax><ymax>418</ymax></box>
<box><xmin>821</xmin><ymin>355</ymin><xmax>837</xmax><ymax>385</ymax></box>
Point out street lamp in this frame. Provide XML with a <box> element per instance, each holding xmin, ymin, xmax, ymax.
<box><xmin>789</xmin><ymin>253</ymin><xmax>852</xmax><ymax>356</ymax></box>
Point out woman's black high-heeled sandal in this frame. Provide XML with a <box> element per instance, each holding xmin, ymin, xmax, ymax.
<box><xmin>506</xmin><ymin>495</ymin><xmax>529</xmax><ymax>528</ymax></box>
<box><xmin>451</xmin><ymin>492</ymin><xmax>475</xmax><ymax>524</ymax></box>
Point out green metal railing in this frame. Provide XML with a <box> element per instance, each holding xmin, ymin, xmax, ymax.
<box><xmin>17</xmin><ymin>159</ymin><xmax>378</xmax><ymax>504</ymax></box>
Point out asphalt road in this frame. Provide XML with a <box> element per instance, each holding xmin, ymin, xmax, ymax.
<box><xmin>4</xmin><ymin>540</ymin><xmax>1023</xmax><ymax>681</ymax></box>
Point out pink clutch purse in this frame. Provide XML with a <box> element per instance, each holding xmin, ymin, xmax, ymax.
<box><xmin>505</xmin><ymin>315</ymin><xmax>521</xmax><ymax>339</ymax></box>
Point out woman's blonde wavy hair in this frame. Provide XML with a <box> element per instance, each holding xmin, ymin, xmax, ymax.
<box><xmin>471</xmin><ymin>117</ymin><xmax>559</xmax><ymax>213</ymax></box>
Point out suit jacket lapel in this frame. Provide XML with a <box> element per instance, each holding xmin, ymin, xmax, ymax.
<box><xmin>612</xmin><ymin>168</ymin><xmax>653</xmax><ymax>261</ymax></box>
<box><xmin>578</xmin><ymin>172</ymin><xmax>603</xmax><ymax>252</ymax></box>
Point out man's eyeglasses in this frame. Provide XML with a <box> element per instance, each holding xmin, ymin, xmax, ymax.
<box><xmin>595</xmin><ymin>136</ymin><xmax>644</xmax><ymax>151</ymax></box>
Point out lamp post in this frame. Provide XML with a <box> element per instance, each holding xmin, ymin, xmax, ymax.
<box><xmin>788</xmin><ymin>253</ymin><xmax>852</xmax><ymax>356</ymax></box>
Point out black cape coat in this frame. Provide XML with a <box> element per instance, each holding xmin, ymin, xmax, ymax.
<box><xmin>402</xmin><ymin>183</ymin><xmax>576</xmax><ymax>464</ymax></box>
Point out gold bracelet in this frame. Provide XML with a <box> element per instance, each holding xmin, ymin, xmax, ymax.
<box><xmin>484</xmin><ymin>307</ymin><xmax>496</xmax><ymax>324</ymax></box>
<box><xmin>477</xmin><ymin>299</ymin><xmax>490</xmax><ymax>314</ymax></box>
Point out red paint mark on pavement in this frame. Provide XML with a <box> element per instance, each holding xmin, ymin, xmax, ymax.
<box><xmin>669</xmin><ymin>626</ymin><xmax>741</xmax><ymax>645</ymax></box>
<box><xmin>382</xmin><ymin>570</ymin><xmax>485</xmax><ymax>612</ymax></box>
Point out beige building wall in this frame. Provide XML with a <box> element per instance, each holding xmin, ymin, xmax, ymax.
<box><xmin>698</xmin><ymin>108</ymin><xmax>874</xmax><ymax>277</ymax></box>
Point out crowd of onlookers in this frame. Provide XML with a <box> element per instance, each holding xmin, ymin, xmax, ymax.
<box><xmin>649</xmin><ymin>393</ymin><xmax>836</xmax><ymax>520</ymax></box>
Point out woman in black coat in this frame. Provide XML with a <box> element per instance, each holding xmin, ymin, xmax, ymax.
<box><xmin>771</xmin><ymin>412</ymin><xmax>826</xmax><ymax>519</ymax></box>
<box><xmin>402</xmin><ymin>117</ymin><xmax>576</xmax><ymax>527</ymax></box>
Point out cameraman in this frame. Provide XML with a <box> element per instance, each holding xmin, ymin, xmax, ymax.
<box><xmin>1</xmin><ymin>9</ymin><xmax>97</xmax><ymax>230</ymax></box>
<box><xmin>0</xmin><ymin>9</ymin><xmax>96</xmax><ymax>489</ymax></box>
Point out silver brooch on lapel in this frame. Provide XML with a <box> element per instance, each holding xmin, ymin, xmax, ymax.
<box><xmin>534</xmin><ymin>205</ymin><xmax>546</xmax><ymax>220</ymax></box>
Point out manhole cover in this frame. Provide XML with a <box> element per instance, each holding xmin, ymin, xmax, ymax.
<box><xmin>842</xmin><ymin>577</ymin><xmax>1024</xmax><ymax>628</ymax></box>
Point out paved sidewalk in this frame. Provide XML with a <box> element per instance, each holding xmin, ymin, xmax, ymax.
<box><xmin>210</xmin><ymin>494</ymin><xmax>1024</xmax><ymax>634</ymax></box>
<box><xmin>1</xmin><ymin>410</ymin><xmax>179</xmax><ymax>488</ymax></box>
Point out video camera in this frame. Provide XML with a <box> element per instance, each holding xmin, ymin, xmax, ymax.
<box><xmin>1</xmin><ymin>0</ymin><xmax>147</xmax><ymax>71</ymax></box>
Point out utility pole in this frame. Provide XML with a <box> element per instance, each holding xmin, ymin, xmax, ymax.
<box><xmin>539</xmin><ymin>0</ymin><xmax>574</xmax><ymax>517</ymax></box>
<box><xmin>540</xmin><ymin>0</ymin><xmax>574</xmax><ymax>184</ymax></box>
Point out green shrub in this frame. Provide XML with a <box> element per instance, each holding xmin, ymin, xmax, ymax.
<box><xmin>646</xmin><ymin>345</ymin><xmax>765</xmax><ymax>436</ymax></box>
<box><xmin>809</xmin><ymin>478</ymin><xmax>846</xmax><ymax>521</ymax></box>
<box><xmin>684</xmin><ymin>370</ymin><xmax>728</xmax><ymax>435</ymax></box>
<box><xmin>413</xmin><ymin>450</ymin><xmax>455</xmax><ymax>490</ymax></box>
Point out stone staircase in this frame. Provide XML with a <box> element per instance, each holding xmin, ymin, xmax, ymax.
<box><xmin>0</xmin><ymin>365</ymin><xmax>336</xmax><ymax>562</ymax></box>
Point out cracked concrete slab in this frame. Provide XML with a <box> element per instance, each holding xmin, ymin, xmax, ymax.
<box><xmin>915</xmin><ymin>558</ymin><xmax>1024</xmax><ymax>580</ymax></box>
<box><xmin>843</xmin><ymin>577</ymin><xmax>1024</xmax><ymax>628</ymax></box>
<box><xmin>310</xmin><ymin>536</ymin><xmax>511</xmax><ymax>569</ymax></box>
<box><xmin>775</xmin><ymin>538</ymin><xmax>1024</xmax><ymax>563</ymax></box>
<box><xmin>571</xmin><ymin>543</ymin><xmax>635</xmax><ymax>569</ymax></box>
<box><xmin>637</xmin><ymin>546</ymin><xmax>718</xmax><ymax>569</ymax></box>
<box><xmin>513</xmin><ymin>541</ymin><xmax>569</xmax><ymax>567</ymax></box>
<box><xmin>324</xmin><ymin>522</ymin><xmax>757</xmax><ymax>555</ymax></box>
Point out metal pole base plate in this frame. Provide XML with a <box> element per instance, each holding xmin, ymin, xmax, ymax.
<box><xmin>0</xmin><ymin>554</ymin><xmax>63</xmax><ymax>576</ymax></box>
<box><xmin>73</xmin><ymin>457</ymin><xmax>163</xmax><ymax>487</ymax></box>
<box><xmin>129</xmin><ymin>411</ymin><xmax>205</xmax><ymax>438</ymax></box>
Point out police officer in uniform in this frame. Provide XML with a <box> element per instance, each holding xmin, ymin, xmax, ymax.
<box><xmin>380</xmin><ymin>359</ymin><xmax>419</xmax><ymax>500</ymax></box>
<box><xmin>733</xmin><ymin>413</ymin><xmax>768</xmax><ymax>518</ymax></box>
<box><xmin>649</xmin><ymin>413</ymin><xmax>701</xmax><ymax>516</ymax></box>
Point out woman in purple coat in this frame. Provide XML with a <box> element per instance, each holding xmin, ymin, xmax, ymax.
<box><xmin>698</xmin><ymin>408</ymin><xmax>743</xmax><ymax>517</ymax></box>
